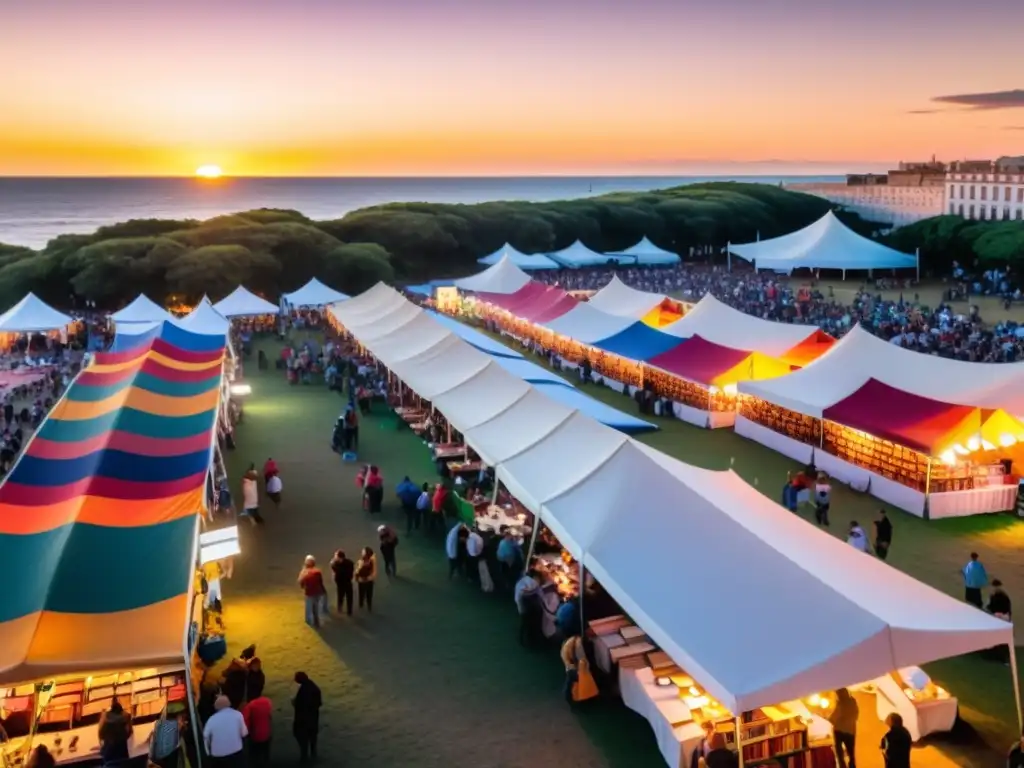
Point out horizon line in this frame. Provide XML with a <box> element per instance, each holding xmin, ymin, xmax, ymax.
<box><xmin>0</xmin><ymin>170</ymin><xmax>871</xmax><ymax>181</ymax></box>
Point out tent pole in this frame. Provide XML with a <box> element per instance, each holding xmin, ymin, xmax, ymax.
<box><xmin>735</xmin><ymin>714</ymin><xmax>746</xmax><ymax>768</ymax></box>
<box><xmin>1010</xmin><ymin>641</ymin><xmax>1023</xmax><ymax>734</ymax></box>
<box><xmin>915</xmin><ymin>247</ymin><xmax>921</xmax><ymax>283</ymax></box>
<box><xmin>524</xmin><ymin>515</ymin><xmax>542</xmax><ymax>566</ymax></box>
<box><xmin>578</xmin><ymin>562</ymin><xmax>587</xmax><ymax>630</ymax></box>
<box><xmin>727</xmin><ymin>241</ymin><xmax>732</xmax><ymax>273</ymax></box>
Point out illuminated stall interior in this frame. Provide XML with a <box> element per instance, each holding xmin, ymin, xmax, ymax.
<box><xmin>740</xmin><ymin>326</ymin><xmax>1024</xmax><ymax>518</ymax></box>
<box><xmin>328</xmin><ymin>283</ymin><xmax>1016</xmax><ymax>768</ymax></box>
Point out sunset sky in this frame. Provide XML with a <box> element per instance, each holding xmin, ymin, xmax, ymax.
<box><xmin>1</xmin><ymin>0</ymin><xmax>1022</xmax><ymax>176</ymax></box>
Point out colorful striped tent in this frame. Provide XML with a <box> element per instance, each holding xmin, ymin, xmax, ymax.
<box><xmin>0</xmin><ymin>322</ymin><xmax>225</xmax><ymax>684</ymax></box>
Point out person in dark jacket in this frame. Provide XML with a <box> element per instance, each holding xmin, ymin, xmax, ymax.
<box><xmin>704</xmin><ymin>732</ymin><xmax>738</xmax><ymax>768</ymax></box>
<box><xmin>880</xmin><ymin>713</ymin><xmax>911</xmax><ymax>768</ymax></box>
<box><xmin>1008</xmin><ymin>729</ymin><xmax>1024</xmax><ymax>768</ymax></box>
<box><xmin>292</xmin><ymin>672</ymin><xmax>322</xmax><ymax>764</ymax></box>
<box><xmin>988</xmin><ymin>579</ymin><xmax>1012</xmax><ymax>619</ymax></box>
<box><xmin>330</xmin><ymin>550</ymin><xmax>355</xmax><ymax>616</ymax></box>
<box><xmin>829</xmin><ymin>687</ymin><xmax>858</xmax><ymax>768</ymax></box>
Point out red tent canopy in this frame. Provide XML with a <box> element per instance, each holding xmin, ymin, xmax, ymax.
<box><xmin>822</xmin><ymin>378</ymin><xmax>975</xmax><ymax>454</ymax></box>
<box><xmin>476</xmin><ymin>281</ymin><xmax>546</xmax><ymax>311</ymax></box>
<box><xmin>527</xmin><ymin>292</ymin><xmax>579</xmax><ymax>323</ymax></box>
<box><xmin>648</xmin><ymin>335</ymin><xmax>751</xmax><ymax>386</ymax></box>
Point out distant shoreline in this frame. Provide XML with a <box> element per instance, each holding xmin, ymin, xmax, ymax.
<box><xmin>0</xmin><ymin>175</ymin><xmax>847</xmax><ymax>249</ymax></box>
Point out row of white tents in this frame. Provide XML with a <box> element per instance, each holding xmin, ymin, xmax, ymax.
<box><xmin>328</xmin><ymin>282</ymin><xmax>1013</xmax><ymax>715</ymax></box>
<box><xmin>0</xmin><ymin>279</ymin><xmax>350</xmax><ymax>335</ymax></box>
<box><xmin>475</xmin><ymin>212</ymin><xmax>919</xmax><ymax>273</ymax></box>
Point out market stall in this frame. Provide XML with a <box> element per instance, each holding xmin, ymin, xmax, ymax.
<box><xmin>739</xmin><ymin>326</ymin><xmax>1024</xmax><ymax>517</ymax></box>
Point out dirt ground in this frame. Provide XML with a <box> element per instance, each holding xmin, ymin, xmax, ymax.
<box><xmin>218</xmin><ymin>330</ymin><xmax>1020</xmax><ymax>768</ymax></box>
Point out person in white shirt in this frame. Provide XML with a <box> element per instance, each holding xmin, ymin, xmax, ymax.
<box><xmin>465</xmin><ymin>529</ymin><xmax>484</xmax><ymax>584</ymax></box>
<box><xmin>514</xmin><ymin>570</ymin><xmax>542</xmax><ymax>647</ymax></box>
<box><xmin>266</xmin><ymin>473</ymin><xmax>283</xmax><ymax>507</ymax></box>
<box><xmin>203</xmin><ymin>696</ymin><xmax>247</xmax><ymax>766</ymax></box>
<box><xmin>847</xmin><ymin>521</ymin><xmax>871</xmax><ymax>553</ymax></box>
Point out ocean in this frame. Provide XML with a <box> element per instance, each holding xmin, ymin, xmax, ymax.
<box><xmin>0</xmin><ymin>175</ymin><xmax>843</xmax><ymax>250</ymax></box>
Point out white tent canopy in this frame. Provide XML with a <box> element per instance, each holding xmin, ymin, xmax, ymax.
<box><xmin>740</xmin><ymin>324</ymin><xmax>1024</xmax><ymax>417</ymax></box>
<box><xmin>283</xmin><ymin>278</ymin><xmax>349</xmax><ymax>307</ymax></box>
<box><xmin>729</xmin><ymin>211</ymin><xmax>918</xmax><ymax>272</ymax></box>
<box><xmin>609</xmin><ymin>236</ymin><xmax>680</xmax><ymax>265</ymax></box>
<box><xmin>478</xmin><ymin>245</ymin><xmax>560</xmax><ymax>270</ymax></box>
<box><xmin>540</xmin><ymin>301</ymin><xmax>636</xmax><ymax>344</ymax></box>
<box><xmin>454</xmin><ymin>255</ymin><xmax>532</xmax><ymax>295</ymax></box>
<box><xmin>587</xmin><ymin>276</ymin><xmax>666</xmax><ymax>319</ymax></box>
<box><xmin>330</xmin><ymin>285</ymin><xmax>1012</xmax><ymax>714</ymax></box>
<box><xmin>213</xmin><ymin>286</ymin><xmax>279</xmax><ymax>318</ymax></box>
<box><xmin>661</xmin><ymin>294</ymin><xmax>821</xmax><ymax>355</ymax></box>
<box><xmin>547</xmin><ymin>240</ymin><xmax>624</xmax><ymax>267</ymax></box>
<box><xmin>110</xmin><ymin>294</ymin><xmax>172</xmax><ymax>325</ymax></box>
<box><xmin>0</xmin><ymin>293</ymin><xmax>72</xmax><ymax>333</ymax></box>
<box><xmin>178</xmin><ymin>296</ymin><xmax>230</xmax><ymax>335</ymax></box>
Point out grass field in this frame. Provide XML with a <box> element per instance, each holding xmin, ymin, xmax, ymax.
<box><xmin>220</xmin><ymin>329</ymin><xmax>1021</xmax><ymax>768</ymax></box>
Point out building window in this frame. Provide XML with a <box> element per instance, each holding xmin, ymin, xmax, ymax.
<box><xmin>949</xmin><ymin>185</ymin><xmax>955</xmax><ymax>199</ymax></box>
<box><xmin>981</xmin><ymin>187</ymin><xmax>988</xmax><ymax>200</ymax></box>
<box><xmin>1006</xmin><ymin>186</ymin><xmax>1013</xmax><ymax>202</ymax></box>
<box><xmin>1018</xmin><ymin>188</ymin><xmax>1024</xmax><ymax>203</ymax></box>
<box><xmin>1005</xmin><ymin>207</ymin><xmax>1011</xmax><ymax>220</ymax></box>
<box><xmin>993</xmin><ymin>187</ymin><xmax>999</xmax><ymax>200</ymax></box>
<box><xmin>959</xmin><ymin>204</ymin><xmax>964</xmax><ymax>216</ymax></box>
<box><xmin>969</xmin><ymin>205</ymin><xmax>976</xmax><ymax>218</ymax></box>
<box><xmin>970</xmin><ymin>186</ymin><xmax>976</xmax><ymax>199</ymax></box>
<box><xmin>993</xmin><ymin>206</ymin><xmax>998</xmax><ymax>219</ymax></box>
<box><xmin>949</xmin><ymin>203</ymin><xmax>955</xmax><ymax>214</ymax></box>
<box><xmin>960</xmin><ymin>185</ymin><xmax>965</xmax><ymax>198</ymax></box>
<box><xmin>1017</xmin><ymin>209</ymin><xmax>1023</xmax><ymax>220</ymax></box>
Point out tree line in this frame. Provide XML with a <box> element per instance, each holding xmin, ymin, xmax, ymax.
<box><xmin>0</xmin><ymin>181</ymin><xmax>1017</xmax><ymax>311</ymax></box>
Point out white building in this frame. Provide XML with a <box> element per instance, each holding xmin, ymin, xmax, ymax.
<box><xmin>787</xmin><ymin>183</ymin><xmax>945</xmax><ymax>228</ymax></box>
<box><xmin>945</xmin><ymin>157</ymin><xmax>1024</xmax><ymax>222</ymax></box>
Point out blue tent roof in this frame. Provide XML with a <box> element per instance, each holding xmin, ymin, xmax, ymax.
<box><xmin>427</xmin><ymin>312</ymin><xmax>523</xmax><ymax>359</ymax></box>
<box><xmin>591</xmin><ymin>322</ymin><xmax>682</xmax><ymax>361</ymax></box>
<box><xmin>478</xmin><ymin>245</ymin><xmax>560</xmax><ymax>270</ymax></box>
<box><xmin>532</xmin><ymin>382</ymin><xmax>655</xmax><ymax>433</ymax></box>
<box><xmin>491</xmin><ymin>355</ymin><xmax>568</xmax><ymax>385</ymax></box>
<box><xmin>428</xmin><ymin>312</ymin><xmax>656</xmax><ymax>433</ymax></box>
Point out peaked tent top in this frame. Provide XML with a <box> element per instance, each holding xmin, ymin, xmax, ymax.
<box><xmin>662</xmin><ymin>293</ymin><xmax>824</xmax><ymax>356</ymax></box>
<box><xmin>0</xmin><ymin>293</ymin><xmax>73</xmax><ymax>333</ymax></box>
<box><xmin>454</xmin><ymin>255</ymin><xmax>532</xmax><ymax>295</ymax></box>
<box><xmin>477</xmin><ymin>245</ymin><xmax>560</xmax><ymax>270</ymax></box>
<box><xmin>178</xmin><ymin>297</ymin><xmax>231</xmax><ymax>335</ymax></box>
<box><xmin>547</xmin><ymin>240</ymin><xmax>626</xmax><ymax>268</ymax></box>
<box><xmin>587</xmin><ymin>276</ymin><xmax>667</xmax><ymax>319</ymax></box>
<box><xmin>110</xmin><ymin>294</ymin><xmax>172</xmax><ymax>325</ymax></box>
<box><xmin>213</xmin><ymin>286</ymin><xmax>280</xmax><ymax>318</ymax></box>
<box><xmin>283</xmin><ymin>278</ymin><xmax>350</xmax><ymax>307</ymax></box>
<box><xmin>728</xmin><ymin>211</ymin><xmax>917</xmax><ymax>271</ymax></box>
<box><xmin>609</xmin><ymin>236</ymin><xmax>681</xmax><ymax>265</ymax></box>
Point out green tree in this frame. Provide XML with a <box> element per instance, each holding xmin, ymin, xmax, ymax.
<box><xmin>322</xmin><ymin>243</ymin><xmax>395</xmax><ymax>294</ymax></box>
<box><xmin>165</xmin><ymin>244</ymin><xmax>260</xmax><ymax>299</ymax></box>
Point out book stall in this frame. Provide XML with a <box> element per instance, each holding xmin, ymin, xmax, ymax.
<box><xmin>0</xmin><ymin>668</ymin><xmax>190</xmax><ymax>767</ymax></box>
<box><xmin>737</xmin><ymin>395</ymin><xmax>1021</xmax><ymax>519</ymax></box>
<box><xmin>852</xmin><ymin>668</ymin><xmax>957</xmax><ymax>742</ymax></box>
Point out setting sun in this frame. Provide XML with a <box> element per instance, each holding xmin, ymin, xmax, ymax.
<box><xmin>195</xmin><ymin>164</ymin><xmax>223</xmax><ymax>179</ymax></box>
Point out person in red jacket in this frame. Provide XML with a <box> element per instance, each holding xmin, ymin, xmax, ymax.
<box><xmin>298</xmin><ymin>556</ymin><xmax>328</xmax><ymax>628</ymax></box>
<box><xmin>242</xmin><ymin>692</ymin><xmax>273</xmax><ymax>768</ymax></box>
<box><xmin>430</xmin><ymin>483</ymin><xmax>449</xmax><ymax>535</ymax></box>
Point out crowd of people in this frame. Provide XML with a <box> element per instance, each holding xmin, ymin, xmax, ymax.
<box><xmin>532</xmin><ymin>262</ymin><xmax>1024</xmax><ymax>363</ymax></box>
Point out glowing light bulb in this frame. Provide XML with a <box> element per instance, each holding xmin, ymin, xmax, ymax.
<box><xmin>967</xmin><ymin>437</ymin><xmax>980</xmax><ymax>451</ymax></box>
<box><xmin>723</xmin><ymin>384</ymin><xmax>738</xmax><ymax>395</ymax></box>
<box><xmin>808</xmin><ymin>693</ymin><xmax>821</xmax><ymax>706</ymax></box>
<box><xmin>940</xmin><ymin>450</ymin><xmax>957</xmax><ymax>466</ymax></box>
<box><xmin>819</xmin><ymin>698</ymin><xmax>830</xmax><ymax>708</ymax></box>
<box><xmin>689</xmin><ymin>686</ymin><xmax>700</xmax><ymax>697</ymax></box>
<box><xmin>999</xmin><ymin>434</ymin><xmax>1017</xmax><ymax>448</ymax></box>
<box><xmin>953</xmin><ymin>444</ymin><xmax>969</xmax><ymax>455</ymax></box>
<box><xmin>982</xmin><ymin>440</ymin><xmax>996</xmax><ymax>451</ymax></box>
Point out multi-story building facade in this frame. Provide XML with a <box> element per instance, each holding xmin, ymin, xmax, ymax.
<box><xmin>944</xmin><ymin>157</ymin><xmax>1024</xmax><ymax>222</ymax></box>
<box><xmin>786</xmin><ymin>160</ymin><xmax>947</xmax><ymax>228</ymax></box>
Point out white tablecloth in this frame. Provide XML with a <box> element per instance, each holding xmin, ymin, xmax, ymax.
<box><xmin>929</xmin><ymin>484</ymin><xmax>1018</xmax><ymax>519</ymax></box>
<box><xmin>872</xmin><ymin>673</ymin><xmax>958</xmax><ymax>741</ymax></box>
<box><xmin>619</xmin><ymin>667</ymin><xmax>704</xmax><ymax>768</ymax></box>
